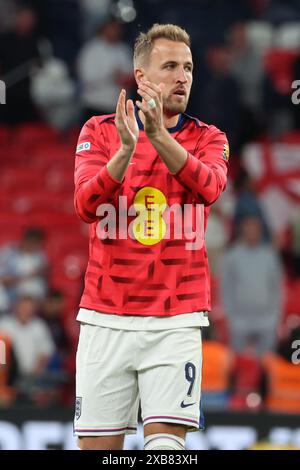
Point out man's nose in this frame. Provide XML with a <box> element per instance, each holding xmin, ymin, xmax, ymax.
<box><xmin>176</xmin><ymin>67</ymin><xmax>188</xmax><ymax>83</ymax></box>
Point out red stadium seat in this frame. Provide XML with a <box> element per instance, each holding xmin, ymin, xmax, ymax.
<box><xmin>45</xmin><ymin>168</ymin><xmax>74</xmax><ymax>192</ymax></box>
<box><xmin>14</xmin><ymin>123</ymin><xmax>59</xmax><ymax>145</ymax></box>
<box><xmin>0</xmin><ymin>191</ymin><xmax>75</xmax><ymax>215</ymax></box>
<box><xmin>0</xmin><ymin>168</ymin><xmax>44</xmax><ymax>190</ymax></box>
<box><xmin>0</xmin><ymin>213</ymin><xmax>29</xmax><ymax>246</ymax></box>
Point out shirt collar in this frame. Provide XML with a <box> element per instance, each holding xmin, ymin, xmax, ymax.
<box><xmin>134</xmin><ymin>106</ymin><xmax>186</xmax><ymax>133</ymax></box>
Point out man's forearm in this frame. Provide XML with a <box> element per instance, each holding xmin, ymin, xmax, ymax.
<box><xmin>149</xmin><ymin>129</ymin><xmax>227</xmax><ymax>205</ymax></box>
<box><xmin>106</xmin><ymin>145</ymin><xmax>135</xmax><ymax>182</ymax></box>
<box><xmin>149</xmin><ymin>128</ymin><xmax>187</xmax><ymax>174</ymax></box>
<box><xmin>75</xmin><ymin>145</ymin><xmax>134</xmax><ymax>223</ymax></box>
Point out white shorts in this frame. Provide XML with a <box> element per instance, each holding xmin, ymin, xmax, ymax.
<box><xmin>74</xmin><ymin>323</ymin><xmax>204</xmax><ymax>436</ymax></box>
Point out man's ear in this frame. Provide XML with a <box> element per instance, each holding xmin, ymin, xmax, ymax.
<box><xmin>135</xmin><ymin>68</ymin><xmax>147</xmax><ymax>85</ymax></box>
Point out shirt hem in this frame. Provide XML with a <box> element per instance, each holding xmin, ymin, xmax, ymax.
<box><xmin>78</xmin><ymin>302</ymin><xmax>211</xmax><ymax>317</ymax></box>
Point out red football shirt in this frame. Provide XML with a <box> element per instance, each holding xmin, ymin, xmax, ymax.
<box><xmin>74</xmin><ymin>111</ymin><xmax>229</xmax><ymax>316</ymax></box>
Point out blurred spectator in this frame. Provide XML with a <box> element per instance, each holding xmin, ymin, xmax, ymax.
<box><xmin>261</xmin><ymin>320</ymin><xmax>300</xmax><ymax>414</ymax></box>
<box><xmin>31</xmin><ymin>56</ymin><xmax>78</xmax><ymax>130</ymax></box>
<box><xmin>202</xmin><ymin>326</ymin><xmax>234</xmax><ymax>409</ymax></box>
<box><xmin>221</xmin><ymin>215</ymin><xmax>283</xmax><ymax>355</ymax></box>
<box><xmin>0</xmin><ymin>227</ymin><xmax>48</xmax><ymax>306</ymax></box>
<box><xmin>80</xmin><ymin>0</ymin><xmax>112</xmax><ymax>39</ymax></box>
<box><xmin>0</xmin><ymin>296</ymin><xmax>55</xmax><ymax>399</ymax></box>
<box><xmin>196</xmin><ymin>44</ymin><xmax>241</xmax><ymax>152</ymax></box>
<box><xmin>233</xmin><ymin>168</ymin><xmax>271</xmax><ymax>241</ymax></box>
<box><xmin>39</xmin><ymin>289</ymin><xmax>70</xmax><ymax>364</ymax></box>
<box><xmin>0</xmin><ymin>6</ymin><xmax>41</xmax><ymax>124</ymax></box>
<box><xmin>228</xmin><ymin>22</ymin><xmax>265</xmax><ymax>147</ymax></box>
<box><xmin>77</xmin><ymin>15</ymin><xmax>133</xmax><ymax>120</ymax></box>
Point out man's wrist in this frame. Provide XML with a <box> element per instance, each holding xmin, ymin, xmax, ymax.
<box><xmin>120</xmin><ymin>144</ymin><xmax>136</xmax><ymax>157</ymax></box>
<box><xmin>147</xmin><ymin>127</ymin><xmax>168</xmax><ymax>143</ymax></box>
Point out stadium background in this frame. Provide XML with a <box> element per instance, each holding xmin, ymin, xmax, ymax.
<box><xmin>0</xmin><ymin>0</ymin><xmax>300</xmax><ymax>450</ymax></box>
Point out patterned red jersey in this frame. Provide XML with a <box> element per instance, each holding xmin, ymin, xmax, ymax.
<box><xmin>74</xmin><ymin>110</ymin><xmax>229</xmax><ymax>316</ymax></box>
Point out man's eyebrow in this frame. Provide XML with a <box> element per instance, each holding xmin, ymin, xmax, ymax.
<box><xmin>161</xmin><ymin>60</ymin><xmax>193</xmax><ymax>67</ymax></box>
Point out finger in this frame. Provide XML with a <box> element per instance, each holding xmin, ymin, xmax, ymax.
<box><xmin>115</xmin><ymin>89</ymin><xmax>123</xmax><ymax>115</ymax></box>
<box><xmin>137</xmin><ymin>87</ymin><xmax>156</xmax><ymax>104</ymax></box>
<box><xmin>115</xmin><ymin>93</ymin><xmax>121</xmax><ymax>125</ymax></box>
<box><xmin>138</xmin><ymin>83</ymin><xmax>156</xmax><ymax>97</ymax></box>
<box><xmin>115</xmin><ymin>90</ymin><xmax>129</xmax><ymax>133</ymax></box>
<box><xmin>126</xmin><ymin>99</ymin><xmax>135</xmax><ymax>120</ymax></box>
<box><xmin>120</xmin><ymin>89</ymin><xmax>128</xmax><ymax>120</ymax></box>
<box><xmin>144</xmin><ymin>81</ymin><xmax>164</xmax><ymax>94</ymax></box>
<box><xmin>136</xmin><ymin>100</ymin><xmax>149</xmax><ymax>115</ymax></box>
<box><xmin>115</xmin><ymin>89</ymin><xmax>125</xmax><ymax>122</ymax></box>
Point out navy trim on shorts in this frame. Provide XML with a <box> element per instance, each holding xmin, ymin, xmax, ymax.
<box><xmin>143</xmin><ymin>415</ymin><xmax>199</xmax><ymax>426</ymax></box>
<box><xmin>74</xmin><ymin>426</ymin><xmax>137</xmax><ymax>433</ymax></box>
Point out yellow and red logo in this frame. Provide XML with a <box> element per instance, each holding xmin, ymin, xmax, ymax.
<box><xmin>132</xmin><ymin>187</ymin><xmax>167</xmax><ymax>245</ymax></box>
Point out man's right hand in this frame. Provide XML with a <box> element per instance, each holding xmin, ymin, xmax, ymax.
<box><xmin>115</xmin><ymin>89</ymin><xmax>139</xmax><ymax>152</ymax></box>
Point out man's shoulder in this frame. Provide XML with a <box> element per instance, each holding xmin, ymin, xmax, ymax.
<box><xmin>183</xmin><ymin>114</ymin><xmax>228</xmax><ymax>140</ymax></box>
<box><xmin>84</xmin><ymin>114</ymin><xmax>116</xmax><ymax>131</ymax></box>
<box><xmin>80</xmin><ymin>114</ymin><xmax>117</xmax><ymax>141</ymax></box>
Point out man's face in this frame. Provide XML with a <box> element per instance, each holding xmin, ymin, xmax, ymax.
<box><xmin>240</xmin><ymin>217</ymin><xmax>263</xmax><ymax>246</ymax></box>
<box><xmin>139</xmin><ymin>38</ymin><xmax>193</xmax><ymax>115</ymax></box>
<box><xmin>15</xmin><ymin>298</ymin><xmax>36</xmax><ymax>324</ymax></box>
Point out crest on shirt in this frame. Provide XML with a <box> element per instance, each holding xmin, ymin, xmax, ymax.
<box><xmin>222</xmin><ymin>143</ymin><xmax>229</xmax><ymax>161</ymax></box>
<box><xmin>75</xmin><ymin>397</ymin><xmax>82</xmax><ymax>420</ymax></box>
<box><xmin>77</xmin><ymin>142</ymin><xmax>91</xmax><ymax>153</ymax></box>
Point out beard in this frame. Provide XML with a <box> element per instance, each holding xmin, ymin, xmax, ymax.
<box><xmin>163</xmin><ymin>93</ymin><xmax>189</xmax><ymax>115</ymax></box>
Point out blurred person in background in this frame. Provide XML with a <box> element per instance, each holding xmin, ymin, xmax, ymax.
<box><xmin>39</xmin><ymin>289</ymin><xmax>70</xmax><ymax>368</ymax></box>
<box><xmin>30</xmin><ymin>55</ymin><xmax>77</xmax><ymax>131</ymax></box>
<box><xmin>261</xmin><ymin>318</ymin><xmax>300</xmax><ymax>414</ymax></box>
<box><xmin>0</xmin><ymin>295</ymin><xmax>55</xmax><ymax>402</ymax></box>
<box><xmin>196</xmin><ymin>44</ymin><xmax>241</xmax><ymax>153</ymax></box>
<box><xmin>227</xmin><ymin>22</ymin><xmax>265</xmax><ymax>147</ymax></box>
<box><xmin>233</xmin><ymin>168</ymin><xmax>271</xmax><ymax>242</ymax></box>
<box><xmin>80</xmin><ymin>0</ymin><xmax>113</xmax><ymax>39</ymax></box>
<box><xmin>77</xmin><ymin>15</ymin><xmax>133</xmax><ymax>121</ymax></box>
<box><xmin>221</xmin><ymin>215</ymin><xmax>283</xmax><ymax>355</ymax></box>
<box><xmin>0</xmin><ymin>5</ymin><xmax>41</xmax><ymax>124</ymax></box>
<box><xmin>0</xmin><ymin>227</ymin><xmax>48</xmax><ymax>307</ymax></box>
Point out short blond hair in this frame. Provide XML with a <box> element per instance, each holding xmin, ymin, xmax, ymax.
<box><xmin>133</xmin><ymin>23</ymin><xmax>191</xmax><ymax>68</ymax></box>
